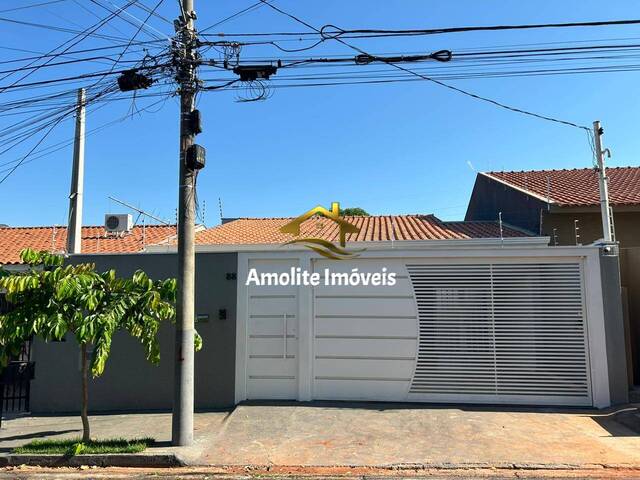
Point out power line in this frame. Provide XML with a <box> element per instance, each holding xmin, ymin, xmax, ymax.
<box><xmin>0</xmin><ymin>63</ymin><xmax>170</xmax><ymax>92</ymax></box>
<box><xmin>202</xmin><ymin>65</ymin><xmax>640</xmax><ymax>90</ymax></box>
<box><xmin>87</xmin><ymin>0</ymin><xmax>167</xmax><ymax>41</ymax></box>
<box><xmin>0</xmin><ymin>114</ymin><xmax>68</xmax><ymax>186</ymax></box>
<box><xmin>0</xmin><ymin>54</ymin><xmax>150</xmax><ymax>76</ymax></box>
<box><xmin>0</xmin><ymin>16</ymin><xmax>131</xmax><ymax>43</ymax></box>
<box><xmin>197</xmin><ymin>40</ymin><xmax>640</xmax><ymax>69</ymax></box>
<box><xmin>319</xmin><ymin>19</ymin><xmax>640</xmax><ymax>39</ymax></box>
<box><xmin>198</xmin><ymin>18</ymin><xmax>640</xmax><ymax>39</ymax></box>
<box><xmin>255</xmin><ymin>0</ymin><xmax>592</xmax><ymax>132</ymax></box>
<box><xmin>0</xmin><ymin>95</ymin><xmax>172</xmax><ymax>174</ymax></box>
<box><xmin>90</xmin><ymin>0</ymin><xmax>168</xmax><ymax>89</ymax></box>
<box><xmin>100</xmin><ymin>0</ymin><xmax>171</xmax><ymax>40</ymax></box>
<box><xmin>0</xmin><ymin>0</ymin><xmax>69</xmax><ymax>13</ymax></box>
<box><xmin>0</xmin><ymin>0</ymin><xmax>141</xmax><ymax>91</ymax></box>
<box><xmin>71</xmin><ymin>0</ymin><xmax>131</xmax><ymax>39</ymax></box>
<box><xmin>199</xmin><ymin>0</ymin><xmax>273</xmax><ymax>34</ymax></box>
<box><xmin>131</xmin><ymin>0</ymin><xmax>173</xmax><ymax>25</ymax></box>
<box><xmin>0</xmin><ymin>40</ymin><xmax>167</xmax><ymax>66</ymax></box>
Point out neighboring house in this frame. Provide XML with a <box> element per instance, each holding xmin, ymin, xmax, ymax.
<box><xmin>189</xmin><ymin>214</ymin><xmax>531</xmax><ymax>245</ymax></box>
<box><xmin>0</xmin><ymin>224</ymin><xmax>179</xmax><ymax>267</ymax></box>
<box><xmin>27</xmin><ymin>213</ymin><xmax>628</xmax><ymax>413</ymax></box>
<box><xmin>465</xmin><ymin>167</ymin><xmax>640</xmax><ymax>385</ymax></box>
<box><xmin>0</xmin><ymin>223</ymin><xmax>179</xmax><ymax>417</ymax></box>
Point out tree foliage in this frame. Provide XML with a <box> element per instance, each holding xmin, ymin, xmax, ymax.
<box><xmin>0</xmin><ymin>249</ymin><xmax>201</xmax><ymax>375</ymax></box>
<box><xmin>339</xmin><ymin>207</ymin><xmax>370</xmax><ymax>216</ymax></box>
<box><xmin>0</xmin><ymin>249</ymin><xmax>202</xmax><ymax>441</ymax></box>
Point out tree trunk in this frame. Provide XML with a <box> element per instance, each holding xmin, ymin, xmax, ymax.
<box><xmin>80</xmin><ymin>342</ymin><xmax>90</xmax><ymax>442</ymax></box>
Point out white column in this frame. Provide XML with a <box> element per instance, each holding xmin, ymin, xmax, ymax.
<box><xmin>297</xmin><ymin>252</ymin><xmax>314</xmax><ymax>401</ymax></box>
<box><xmin>584</xmin><ymin>251</ymin><xmax>611</xmax><ymax>408</ymax></box>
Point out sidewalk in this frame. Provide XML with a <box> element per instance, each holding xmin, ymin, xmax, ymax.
<box><xmin>2</xmin><ymin>402</ymin><xmax>640</xmax><ymax>470</ymax></box>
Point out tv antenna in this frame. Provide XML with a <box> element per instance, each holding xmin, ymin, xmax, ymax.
<box><xmin>108</xmin><ymin>196</ymin><xmax>170</xmax><ymax>225</ymax></box>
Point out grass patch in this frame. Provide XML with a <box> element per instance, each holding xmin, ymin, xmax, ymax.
<box><xmin>13</xmin><ymin>437</ymin><xmax>154</xmax><ymax>455</ymax></box>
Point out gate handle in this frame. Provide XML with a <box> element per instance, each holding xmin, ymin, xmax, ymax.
<box><xmin>283</xmin><ymin>313</ymin><xmax>287</xmax><ymax>359</ymax></box>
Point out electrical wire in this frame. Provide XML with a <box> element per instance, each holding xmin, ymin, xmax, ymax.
<box><xmin>0</xmin><ymin>1</ymin><xmax>178</xmax><ymax>185</ymax></box>
<box><xmin>88</xmin><ymin>0</ymin><xmax>168</xmax><ymax>89</ymax></box>
<box><xmin>317</xmin><ymin>19</ymin><xmax>640</xmax><ymax>39</ymax></box>
<box><xmin>198</xmin><ymin>18</ymin><xmax>640</xmax><ymax>39</ymax></box>
<box><xmin>0</xmin><ymin>0</ymin><xmax>142</xmax><ymax>91</ymax></box>
<box><xmin>87</xmin><ymin>0</ymin><xmax>167</xmax><ymax>42</ymax></box>
<box><xmin>199</xmin><ymin>0</ymin><xmax>273</xmax><ymax>34</ymax></box>
<box><xmin>0</xmin><ymin>114</ymin><xmax>69</xmax><ymax>186</ymax></box>
<box><xmin>102</xmin><ymin>0</ymin><xmax>171</xmax><ymax>40</ymax></box>
<box><xmin>0</xmin><ymin>94</ymin><xmax>172</xmax><ymax>175</ymax></box>
<box><xmin>0</xmin><ymin>40</ymin><xmax>168</xmax><ymax>68</ymax></box>
<box><xmin>0</xmin><ymin>63</ymin><xmax>170</xmax><ymax>92</ymax></box>
<box><xmin>255</xmin><ymin>0</ymin><xmax>592</xmax><ymax>132</ymax></box>
<box><xmin>0</xmin><ymin>16</ymin><xmax>132</xmax><ymax>43</ymax></box>
<box><xmin>131</xmin><ymin>0</ymin><xmax>173</xmax><ymax>25</ymax></box>
<box><xmin>0</xmin><ymin>0</ymin><xmax>69</xmax><ymax>13</ymax></box>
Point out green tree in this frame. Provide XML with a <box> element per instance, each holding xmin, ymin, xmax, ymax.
<box><xmin>0</xmin><ymin>249</ymin><xmax>201</xmax><ymax>442</ymax></box>
<box><xmin>339</xmin><ymin>207</ymin><xmax>370</xmax><ymax>216</ymax></box>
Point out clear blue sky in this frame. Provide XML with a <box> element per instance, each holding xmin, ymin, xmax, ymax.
<box><xmin>0</xmin><ymin>0</ymin><xmax>639</xmax><ymax>227</ymax></box>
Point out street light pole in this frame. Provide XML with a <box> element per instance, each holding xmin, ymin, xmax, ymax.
<box><xmin>173</xmin><ymin>0</ymin><xmax>198</xmax><ymax>447</ymax></box>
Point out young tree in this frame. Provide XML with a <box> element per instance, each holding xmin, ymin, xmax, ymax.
<box><xmin>0</xmin><ymin>249</ymin><xmax>201</xmax><ymax>442</ymax></box>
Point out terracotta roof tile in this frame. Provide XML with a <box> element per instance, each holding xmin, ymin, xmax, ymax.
<box><xmin>195</xmin><ymin>215</ymin><xmax>529</xmax><ymax>245</ymax></box>
<box><xmin>0</xmin><ymin>225</ymin><xmax>177</xmax><ymax>265</ymax></box>
<box><xmin>485</xmin><ymin>167</ymin><xmax>640</xmax><ymax>207</ymax></box>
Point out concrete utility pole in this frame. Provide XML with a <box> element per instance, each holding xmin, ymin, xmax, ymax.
<box><xmin>66</xmin><ymin>88</ymin><xmax>86</xmax><ymax>254</ymax></box>
<box><xmin>593</xmin><ymin>121</ymin><xmax>614</xmax><ymax>242</ymax></box>
<box><xmin>172</xmin><ymin>0</ymin><xmax>199</xmax><ymax>447</ymax></box>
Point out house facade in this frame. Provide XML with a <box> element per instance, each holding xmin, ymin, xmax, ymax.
<box><xmin>465</xmin><ymin>167</ymin><xmax>640</xmax><ymax>385</ymax></box>
<box><xmin>26</xmin><ymin>214</ymin><xmax>628</xmax><ymax>412</ymax></box>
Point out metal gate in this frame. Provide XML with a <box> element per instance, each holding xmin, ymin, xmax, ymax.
<box><xmin>406</xmin><ymin>262</ymin><xmax>591</xmax><ymax>406</ymax></box>
<box><xmin>0</xmin><ymin>296</ymin><xmax>35</xmax><ymax>427</ymax></box>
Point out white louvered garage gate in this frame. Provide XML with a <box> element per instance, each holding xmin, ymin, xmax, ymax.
<box><xmin>236</xmin><ymin>247</ymin><xmax>609</xmax><ymax>407</ymax></box>
<box><xmin>405</xmin><ymin>262</ymin><xmax>591</xmax><ymax>405</ymax></box>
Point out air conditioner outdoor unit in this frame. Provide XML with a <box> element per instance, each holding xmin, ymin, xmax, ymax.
<box><xmin>104</xmin><ymin>214</ymin><xmax>133</xmax><ymax>233</ymax></box>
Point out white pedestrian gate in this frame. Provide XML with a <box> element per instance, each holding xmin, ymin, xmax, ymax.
<box><xmin>245</xmin><ymin>259</ymin><xmax>299</xmax><ymax>399</ymax></box>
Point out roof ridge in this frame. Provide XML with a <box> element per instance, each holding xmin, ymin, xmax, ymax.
<box><xmin>219</xmin><ymin>214</ymin><xmax>437</xmax><ymax>221</ymax></box>
<box><xmin>0</xmin><ymin>224</ymin><xmax>176</xmax><ymax>230</ymax></box>
<box><xmin>485</xmin><ymin>166</ymin><xmax>640</xmax><ymax>175</ymax></box>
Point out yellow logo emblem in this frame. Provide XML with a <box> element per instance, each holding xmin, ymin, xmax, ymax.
<box><xmin>280</xmin><ymin>202</ymin><xmax>364</xmax><ymax>260</ymax></box>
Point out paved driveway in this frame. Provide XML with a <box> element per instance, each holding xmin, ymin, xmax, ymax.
<box><xmin>3</xmin><ymin>402</ymin><xmax>640</xmax><ymax>469</ymax></box>
<box><xmin>187</xmin><ymin>402</ymin><xmax>640</xmax><ymax>468</ymax></box>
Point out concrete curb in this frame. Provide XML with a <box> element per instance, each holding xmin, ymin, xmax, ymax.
<box><xmin>0</xmin><ymin>453</ymin><xmax>184</xmax><ymax>468</ymax></box>
<box><xmin>2</xmin><ymin>456</ymin><xmax>639</xmax><ymax>471</ymax></box>
<box><xmin>198</xmin><ymin>462</ymin><xmax>640</xmax><ymax>471</ymax></box>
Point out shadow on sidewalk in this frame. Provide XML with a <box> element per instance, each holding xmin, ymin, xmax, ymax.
<box><xmin>0</xmin><ymin>429</ymin><xmax>80</xmax><ymax>452</ymax></box>
<box><xmin>590</xmin><ymin>407</ymin><xmax>640</xmax><ymax>437</ymax></box>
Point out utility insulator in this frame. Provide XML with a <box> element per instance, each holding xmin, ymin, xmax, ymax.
<box><xmin>117</xmin><ymin>70</ymin><xmax>153</xmax><ymax>92</ymax></box>
<box><xmin>232</xmin><ymin>65</ymin><xmax>277</xmax><ymax>82</ymax></box>
<box><xmin>186</xmin><ymin>144</ymin><xmax>206</xmax><ymax>170</ymax></box>
<box><xmin>190</xmin><ymin>109</ymin><xmax>203</xmax><ymax>135</ymax></box>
